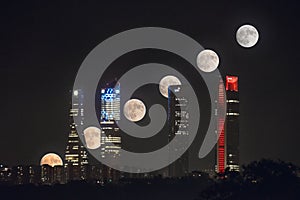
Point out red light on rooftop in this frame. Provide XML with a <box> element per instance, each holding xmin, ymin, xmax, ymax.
<box><xmin>226</xmin><ymin>76</ymin><xmax>238</xmax><ymax>91</ymax></box>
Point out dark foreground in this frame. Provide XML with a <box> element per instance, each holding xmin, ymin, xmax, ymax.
<box><xmin>1</xmin><ymin>160</ymin><xmax>300</xmax><ymax>200</ymax></box>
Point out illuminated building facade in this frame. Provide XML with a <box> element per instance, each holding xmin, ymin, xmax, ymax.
<box><xmin>64</xmin><ymin>89</ymin><xmax>89</xmax><ymax>182</ymax></box>
<box><xmin>41</xmin><ymin>165</ymin><xmax>64</xmax><ymax>184</ymax></box>
<box><xmin>225</xmin><ymin>76</ymin><xmax>240</xmax><ymax>171</ymax></box>
<box><xmin>100</xmin><ymin>83</ymin><xmax>121</xmax><ymax>122</ymax></box>
<box><xmin>216</xmin><ymin>76</ymin><xmax>240</xmax><ymax>173</ymax></box>
<box><xmin>0</xmin><ymin>164</ymin><xmax>12</xmax><ymax>184</ymax></box>
<box><xmin>11</xmin><ymin>165</ymin><xmax>40</xmax><ymax>185</ymax></box>
<box><xmin>100</xmin><ymin>82</ymin><xmax>121</xmax><ymax>181</ymax></box>
<box><xmin>167</xmin><ymin>85</ymin><xmax>189</xmax><ymax>177</ymax></box>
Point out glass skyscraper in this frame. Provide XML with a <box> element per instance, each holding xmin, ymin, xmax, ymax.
<box><xmin>100</xmin><ymin>82</ymin><xmax>121</xmax><ymax>158</ymax></box>
<box><xmin>167</xmin><ymin>85</ymin><xmax>189</xmax><ymax>177</ymax></box>
<box><xmin>99</xmin><ymin>82</ymin><xmax>121</xmax><ymax>181</ymax></box>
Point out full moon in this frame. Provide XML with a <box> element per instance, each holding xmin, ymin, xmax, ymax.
<box><xmin>83</xmin><ymin>126</ymin><xmax>101</xmax><ymax>149</ymax></box>
<box><xmin>40</xmin><ymin>153</ymin><xmax>63</xmax><ymax>167</ymax></box>
<box><xmin>236</xmin><ymin>24</ymin><xmax>259</xmax><ymax>48</ymax></box>
<box><xmin>159</xmin><ymin>75</ymin><xmax>181</xmax><ymax>98</ymax></box>
<box><xmin>123</xmin><ymin>99</ymin><xmax>146</xmax><ymax>122</ymax></box>
<box><xmin>196</xmin><ymin>49</ymin><xmax>219</xmax><ymax>72</ymax></box>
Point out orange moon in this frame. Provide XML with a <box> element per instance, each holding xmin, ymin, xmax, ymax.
<box><xmin>40</xmin><ymin>153</ymin><xmax>63</xmax><ymax>167</ymax></box>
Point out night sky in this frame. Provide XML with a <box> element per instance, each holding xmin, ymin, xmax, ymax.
<box><xmin>1</xmin><ymin>1</ymin><xmax>300</xmax><ymax>168</ymax></box>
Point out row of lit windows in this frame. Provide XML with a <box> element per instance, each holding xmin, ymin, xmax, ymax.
<box><xmin>100</xmin><ymin>121</ymin><xmax>115</xmax><ymax>124</ymax></box>
<box><xmin>175</xmin><ymin>103</ymin><xmax>187</xmax><ymax>107</ymax></box>
<box><xmin>67</xmin><ymin>140</ymin><xmax>79</xmax><ymax>143</ymax></box>
<box><xmin>226</xmin><ymin>100</ymin><xmax>239</xmax><ymax>103</ymax></box>
<box><xmin>102</xmin><ymin>138</ymin><xmax>121</xmax><ymax>143</ymax></box>
<box><xmin>226</xmin><ymin>112</ymin><xmax>239</xmax><ymax>116</ymax></box>
<box><xmin>175</xmin><ymin>131</ymin><xmax>189</xmax><ymax>135</ymax></box>
<box><xmin>65</xmin><ymin>154</ymin><xmax>79</xmax><ymax>157</ymax></box>
<box><xmin>175</xmin><ymin>97</ymin><xmax>187</xmax><ymax>101</ymax></box>
<box><xmin>175</xmin><ymin>119</ymin><xmax>189</xmax><ymax>123</ymax></box>
<box><xmin>104</xmin><ymin>146</ymin><xmax>121</xmax><ymax>149</ymax></box>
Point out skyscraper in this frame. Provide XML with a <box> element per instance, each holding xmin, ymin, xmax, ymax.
<box><xmin>100</xmin><ymin>82</ymin><xmax>121</xmax><ymax>122</ymax></box>
<box><xmin>64</xmin><ymin>89</ymin><xmax>89</xmax><ymax>182</ymax></box>
<box><xmin>167</xmin><ymin>85</ymin><xmax>189</xmax><ymax>177</ymax></box>
<box><xmin>216</xmin><ymin>76</ymin><xmax>240</xmax><ymax>173</ymax></box>
<box><xmin>225</xmin><ymin>76</ymin><xmax>239</xmax><ymax>171</ymax></box>
<box><xmin>99</xmin><ymin>82</ymin><xmax>121</xmax><ymax>181</ymax></box>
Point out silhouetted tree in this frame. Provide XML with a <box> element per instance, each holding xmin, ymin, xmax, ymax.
<box><xmin>196</xmin><ymin>159</ymin><xmax>300</xmax><ymax>200</ymax></box>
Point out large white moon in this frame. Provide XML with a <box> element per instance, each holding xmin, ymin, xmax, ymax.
<box><xmin>196</xmin><ymin>49</ymin><xmax>219</xmax><ymax>72</ymax></box>
<box><xmin>159</xmin><ymin>75</ymin><xmax>181</xmax><ymax>98</ymax></box>
<box><xmin>236</xmin><ymin>24</ymin><xmax>259</xmax><ymax>48</ymax></box>
<box><xmin>123</xmin><ymin>99</ymin><xmax>146</xmax><ymax>122</ymax></box>
<box><xmin>83</xmin><ymin>126</ymin><xmax>101</xmax><ymax>149</ymax></box>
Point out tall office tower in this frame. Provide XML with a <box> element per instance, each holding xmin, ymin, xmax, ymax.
<box><xmin>225</xmin><ymin>76</ymin><xmax>239</xmax><ymax>171</ymax></box>
<box><xmin>100</xmin><ymin>82</ymin><xmax>121</xmax><ymax>122</ymax></box>
<box><xmin>216</xmin><ymin>79</ymin><xmax>226</xmax><ymax>173</ymax></box>
<box><xmin>99</xmin><ymin>82</ymin><xmax>121</xmax><ymax>181</ymax></box>
<box><xmin>64</xmin><ymin>89</ymin><xmax>89</xmax><ymax>182</ymax></box>
<box><xmin>216</xmin><ymin>76</ymin><xmax>240</xmax><ymax>173</ymax></box>
<box><xmin>167</xmin><ymin>85</ymin><xmax>189</xmax><ymax>177</ymax></box>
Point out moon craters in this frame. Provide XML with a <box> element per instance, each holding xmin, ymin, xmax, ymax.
<box><xmin>236</xmin><ymin>24</ymin><xmax>259</xmax><ymax>48</ymax></box>
<box><xmin>123</xmin><ymin>99</ymin><xmax>146</xmax><ymax>122</ymax></box>
<box><xmin>84</xmin><ymin>127</ymin><xmax>101</xmax><ymax>149</ymax></box>
<box><xmin>196</xmin><ymin>49</ymin><xmax>220</xmax><ymax>72</ymax></box>
<box><xmin>159</xmin><ymin>75</ymin><xmax>181</xmax><ymax>98</ymax></box>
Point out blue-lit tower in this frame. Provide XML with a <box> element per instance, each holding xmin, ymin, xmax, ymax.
<box><xmin>99</xmin><ymin>82</ymin><xmax>121</xmax><ymax>182</ymax></box>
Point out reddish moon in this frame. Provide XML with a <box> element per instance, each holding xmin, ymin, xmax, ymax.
<box><xmin>40</xmin><ymin>153</ymin><xmax>63</xmax><ymax>167</ymax></box>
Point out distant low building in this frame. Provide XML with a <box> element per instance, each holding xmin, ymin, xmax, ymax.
<box><xmin>41</xmin><ymin>164</ymin><xmax>64</xmax><ymax>185</ymax></box>
<box><xmin>10</xmin><ymin>165</ymin><xmax>41</xmax><ymax>185</ymax></box>
<box><xmin>0</xmin><ymin>164</ymin><xmax>12</xmax><ymax>184</ymax></box>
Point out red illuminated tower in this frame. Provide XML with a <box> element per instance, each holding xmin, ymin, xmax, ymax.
<box><xmin>216</xmin><ymin>80</ymin><xmax>226</xmax><ymax>173</ymax></box>
<box><xmin>216</xmin><ymin>76</ymin><xmax>239</xmax><ymax>173</ymax></box>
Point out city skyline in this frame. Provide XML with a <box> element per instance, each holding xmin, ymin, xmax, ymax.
<box><xmin>1</xmin><ymin>1</ymin><xmax>300</xmax><ymax>199</ymax></box>
<box><xmin>0</xmin><ymin>74</ymin><xmax>239</xmax><ymax>184</ymax></box>
<box><xmin>1</xmin><ymin>1</ymin><xmax>300</xmax><ymax>170</ymax></box>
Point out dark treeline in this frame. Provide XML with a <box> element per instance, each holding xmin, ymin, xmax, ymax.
<box><xmin>0</xmin><ymin>159</ymin><xmax>299</xmax><ymax>200</ymax></box>
<box><xmin>0</xmin><ymin>176</ymin><xmax>212</xmax><ymax>200</ymax></box>
<box><xmin>197</xmin><ymin>159</ymin><xmax>300</xmax><ymax>200</ymax></box>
